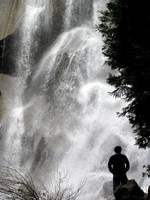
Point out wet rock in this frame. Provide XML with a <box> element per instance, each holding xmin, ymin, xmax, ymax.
<box><xmin>114</xmin><ymin>179</ymin><xmax>149</xmax><ymax>200</ymax></box>
<box><xmin>0</xmin><ymin>34</ymin><xmax>18</xmax><ymax>75</ymax></box>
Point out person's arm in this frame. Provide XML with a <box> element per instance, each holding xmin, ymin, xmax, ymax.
<box><xmin>124</xmin><ymin>155</ymin><xmax>130</xmax><ymax>172</ymax></box>
<box><xmin>108</xmin><ymin>157</ymin><xmax>113</xmax><ymax>174</ymax></box>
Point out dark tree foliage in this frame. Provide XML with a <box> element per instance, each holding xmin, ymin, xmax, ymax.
<box><xmin>143</xmin><ymin>165</ymin><xmax>150</xmax><ymax>178</ymax></box>
<box><xmin>97</xmin><ymin>0</ymin><xmax>150</xmax><ymax>148</ymax></box>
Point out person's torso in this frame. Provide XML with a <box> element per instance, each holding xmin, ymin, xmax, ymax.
<box><xmin>110</xmin><ymin>154</ymin><xmax>127</xmax><ymax>175</ymax></box>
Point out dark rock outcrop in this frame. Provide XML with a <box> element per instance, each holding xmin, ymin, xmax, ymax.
<box><xmin>0</xmin><ymin>34</ymin><xmax>18</xmax><ymax>75</ymax></box>
<box><xmin>114</xmin><ymin>180</ymin><xmax>149</xmax><ymax>200</ymax></box>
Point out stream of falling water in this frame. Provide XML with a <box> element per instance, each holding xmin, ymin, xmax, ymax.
<box><xmin>0</xmin><ymin>0</ymin><xmax>150</xmax><ymax>200</ymax></box>
<box><xmin>1</xmin><ymin>0</ymin><xmax>50</xmax><ymax>167</ymax></box>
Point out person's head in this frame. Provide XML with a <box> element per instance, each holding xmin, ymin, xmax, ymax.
<box><xmin>114</xmin><ymin>146</ymin><xmax>122</xmax><ymax>154</ymax></box>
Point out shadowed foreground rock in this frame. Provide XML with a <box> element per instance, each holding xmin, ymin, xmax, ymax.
<box><xmin>114</xmin><ymin>180</ymin><xmax>149</xmax><ymax>200</ymax></box>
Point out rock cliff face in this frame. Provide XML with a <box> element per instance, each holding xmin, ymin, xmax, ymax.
<box><xmin>114</xmin><ymin>180</ymin><xmax>149</xmax><ymax>200</ymax></box>
<box><xmin>0</xmin><ymin>0</ymin><xmax>25</xmax><ymax>40</ymax></box>
<box><xmin>0</xmin><ymin>1</ymin><xmax>25</xmax><ymax>74</ymax></box>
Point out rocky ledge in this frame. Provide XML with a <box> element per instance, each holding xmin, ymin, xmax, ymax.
<box><xmin>114</xmin><ymin>179</ymin><xmax>150</xmax><ymax>200</ymax></box>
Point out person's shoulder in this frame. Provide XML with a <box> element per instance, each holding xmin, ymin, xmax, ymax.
<box><xmin>121</xmin><ymin>154</ymin><xmax>127</xmax><ymax>157</ymax></box>
<box><xmin>109</xmin><ymin>154</ymin><xmax>117</xmax><ymax>160</ymax></box>
<box><xmin>113</xmin><ymin>153</ymin><xmax>127</xmax><ymax>158</ymax></box>
<box><xmin>121</xmin><ymin>154</ymin><xmax>128</xmax><ymax>159</ymax></box>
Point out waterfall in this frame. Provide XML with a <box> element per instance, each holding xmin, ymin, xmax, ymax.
<box><xmin>64</xmin><ymin>0</ymin><xmax>93</xmax><ymax>29</ymax></box>
<box><xmin>0</xmin><ymin>0</ymin><xmax>52</xmax><ymax>167</ymax></box>
<box><xmin>17</xmin><ymin>0</ymin><xmax>52</xmax><ymax>81</ymax></box>
<box><xmin>0</xmin><ymin>0</ymin><xmax>150</xmax><ymax>199</ymax></box>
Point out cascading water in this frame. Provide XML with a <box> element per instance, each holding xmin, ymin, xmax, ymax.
<box><xmin>64</xmin><ymin>0</ymin><xmax>93</xmax><ymax>29</ymax></box>
<box><xmin>0</xmin><ymin>0</ymin><xmax>52</xmax><ymax>167</ymax></box>
<box><xmin>0</xmin><ymin>0</ymin><xmax>150</xmax><ymax>199</ymax></box>
<box><xmin>3</xmin><ymin>1</ymin><xmax>44</xmax><ymax>165</ymax></box>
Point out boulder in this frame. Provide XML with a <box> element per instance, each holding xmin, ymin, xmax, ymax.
<box><xmin>114</xmin><ymin>180</ymin><xmax>149</xmax><ymax>200</ymax></box>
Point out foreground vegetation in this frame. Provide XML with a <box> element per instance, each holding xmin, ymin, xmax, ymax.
<box><xmin>0</xmin><ymin>167</ymin><xmax>82</xmax><ymax>200</ymax></box>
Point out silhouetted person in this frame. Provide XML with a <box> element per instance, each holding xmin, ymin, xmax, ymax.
<box><xmin>108</xmin><ymin>146</ymin><xmax>130</xmax><ymax>191</ymax></box>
